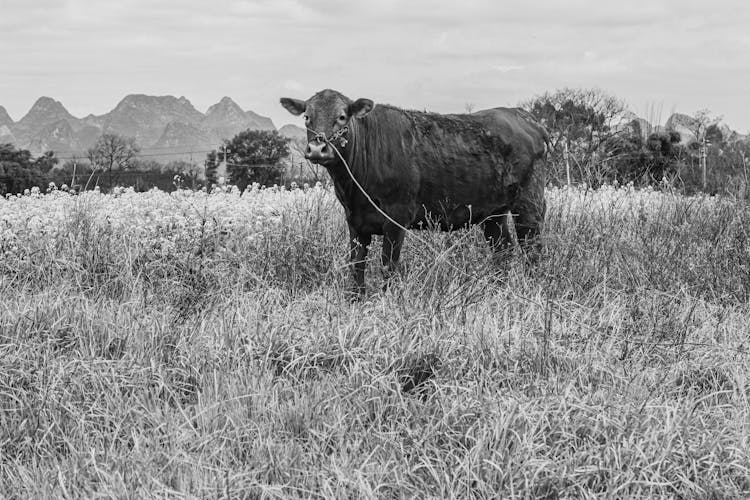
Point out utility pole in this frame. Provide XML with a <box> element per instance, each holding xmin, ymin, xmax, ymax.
<box><xmin>189</xmin><ymin>151</ymin><xmax>195</xmax><ymax>186</ymax></box>
<box><xmin>215</xmin><ymin>145</ymin><xmax>229</xmax><ymax>184</ymax></box>
<box><xmin>700</xmin><ymin>137</ymin><xmax>707</xmax><ymax>190</ymax></box>
<box><xmin>564</xmin><ymin>141</ymin><xmax>571</xmax><ymax>187</ymax></box>
<box><xmin>698</xmin><ymin>124</ymin><xmax>708</xmax><ymax>190</ymax></box>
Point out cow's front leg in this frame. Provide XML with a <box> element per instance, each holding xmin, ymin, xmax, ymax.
<box><xmin>381</xmin><ymin>221</ymin><xmax>406</xmax><ymax>290</ymax></box>
<box><xmin>349</xmin><ymin>228</ymin><xmax>372</xmax><ymax>298</ymax></box>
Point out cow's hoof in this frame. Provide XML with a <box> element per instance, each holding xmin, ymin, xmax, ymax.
<box><xmin>345</xmin><ymin>289</ymin><xmax>366</xmax><ymax>303</ymax></box>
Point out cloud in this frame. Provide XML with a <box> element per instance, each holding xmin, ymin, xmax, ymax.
<box><xmin>283</xmin><ymin>80</ymin><xmax>305</xmax><ymax>92</ymax></box>
<box><xmin>493</xmin><ymin>65</ymin><xmax>525</xmax><ymax>73</ymax></box>
<box><xmin>0</xmin><ymin>0</ymin><xmax>748</xmax><ymax>131</ymax></box>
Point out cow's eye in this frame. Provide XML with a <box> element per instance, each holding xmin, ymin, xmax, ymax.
<box><xmin>338</xmin><ymin>114</ymin><xmax>347</xmax><ymax>122</ymax></box>
<box><xmin>303</xmin><ymin>114</ymin><xmax>309</xmax><ymax>122</ymax></box>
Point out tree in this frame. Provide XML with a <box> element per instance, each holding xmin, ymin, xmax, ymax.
<box><xmin>34</xmin><ymin>151</ymin><xmax>58</xmax><ymax>174</ymax></box>
<box><xmin>0</xmin><ymin>144</ymin><xmax>49</xmax><ymax>194</ymax></box>
<box><xmin>221</xmin><ymin>130</ymin><xmax>290</xmax><ymax>190</ymax></box>
<box><xmin>522</xmin><ymin>88</ymin><xmax>628</xmax><ymax>184</ymax></box>
<box><xmin>49</xmin><ymin>158</ymin><xmax>93</xmax><ymax>190</ymax></box>
<box><xmin>600</xmin><ymin>128</ymin><xmax>684</xmax><ymax>186</ymax></box>
<box><xmin>87</xmin><ymin>133</ymin><xmax>140</xmax><ymax>189</ymax></box>
<box><xmin>204</xmin><ymin>150</ymin><xmax>220</xmax><ymax>186</ymax></box>
<box><xmin>163</xmin><ymin>159</ymin><xmax>204</xmax><ymax>188</ymax></box>
<box><xmin>163</xmin><ymin>159</ymin><xmax>202</xmax><ymax>176</ymax></box>
<box><xmin>129</xmin><ymin>159</ymin><xmax>163</xmax><ymax>172</ymax></box>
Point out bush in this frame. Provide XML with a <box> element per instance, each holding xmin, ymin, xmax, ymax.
<box><xmin>0</xmin><ymin>144</ymin><xmax>51</xmax><ymax>194</ymax></box>
<box><xmin>221</xmin><ymin>129</ymin><xmax>290</xmax><ymax>190</ymax></box>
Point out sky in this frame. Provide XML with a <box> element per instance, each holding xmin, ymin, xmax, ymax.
<box><xmin>1</xmin><ymin>0</ymin><xmax>749</xmax><ymax>132</ymax></box>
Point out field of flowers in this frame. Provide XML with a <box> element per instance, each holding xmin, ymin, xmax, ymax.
<box><xmin>1</xmin><ymin>182</ymin><xmax>749</xmax><ymax>498</ymax></box>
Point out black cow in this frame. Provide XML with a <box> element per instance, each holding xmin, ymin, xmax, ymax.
<box><xmin>281</xmin><ymin>89</ymin><xmax>548</xmax><ymax>296</ymax></box>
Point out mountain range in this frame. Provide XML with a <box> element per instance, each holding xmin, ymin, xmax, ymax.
<box><xmin>0</xmin><ymin>95</ymin><xmax>278</xmax><ymax>163</ymax></box>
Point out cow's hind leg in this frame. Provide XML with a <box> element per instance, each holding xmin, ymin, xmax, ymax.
<box><xmin>482</xmin><ymin>212</ymin><xmax>513</xmax><ymax>255</ymax></box>
<box><xmin>513</xmin><ymin>197</ymin><xmax>546</xmax><ymax>264</ymax></box>
<box><xmin>512</xmin><ymin>160</ymin><xmax>547</xmax><ymax>265</ymax></box>
<box><xmin>381</xmin><ymin>221</ymin><xmax>406</xmax><ymax>290</ymax></box>
<box><xmin>349</xmin><ymin>229</ymin><xmax>372</xmax><ymax>298</ymax></box>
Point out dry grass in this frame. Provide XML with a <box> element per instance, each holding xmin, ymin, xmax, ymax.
<box><xmin>1</xmin><ymin>184</ymin><xmax>749</xmax><ymax>499</ymax></box>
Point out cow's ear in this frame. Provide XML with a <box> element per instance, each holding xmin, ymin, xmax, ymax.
<box><xmin>280</xmin><ymin>98</ymin><xmax>306</xmax><ymax>116</ymax></box>
<box><xmin>349</xmin><ymin>98</ymin><xmax>374</xmax><ymax>119</ymax></box>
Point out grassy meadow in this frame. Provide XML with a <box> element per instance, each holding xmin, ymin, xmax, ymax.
<box><xmin>1</xmin><ymin>182</ymin><xmax>749</xmax><ymax>498</ymax></box>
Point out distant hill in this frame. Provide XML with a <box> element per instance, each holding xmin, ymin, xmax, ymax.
<box><xmin>203</xmin><ymin>97</ymin><xmax>275</xmax><ymax>142</ymax></box>
<box><xmin>152</xmin><ymin>121</ymin><xmax>215</xmax><ymax>158</ymax></box>
<box><xmin>14</xmin><ymin>97</ymin><xmax>77</xmax><ymax>137</ymax></box>
<box><xmin>279</xmin><ymin>124</ymin><xmax>307</xmax><ymax>142</ymax></box>
<box><xmin>617</xmin><ymin>112</ymin><xmax>748</xmax><ymax>148</ymax></box>
<box><xmin>0</xmin><ymin>106</ymin><xmax>13</xmax><ymax>128</ymax></box>
<box><xmin>0</xmin><ymin>95</ymin><xmax>276</xmax><ymax>162</ymax></box>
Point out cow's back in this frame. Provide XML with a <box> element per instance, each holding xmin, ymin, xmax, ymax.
<box><xmin>470</xmin><ymin>107</ymin><xmax>548</xmax><ymax>168</ymax></box>
<box><xmin>343</xmin><ymin>104</ymin><xmax>547</xmax><ymax>231</ymax></box>
<box><xmin>398</xmin><ymin>107</ymin><xmax>546</xmax><ymax>226</ymax></box>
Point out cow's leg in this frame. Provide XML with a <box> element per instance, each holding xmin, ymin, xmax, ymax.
<box><xmin>511</xmin><ymin>161</ymin><xmax>546</xmax><ymax>264</ymax></box>
<box><xmin>381</xmin><ymin>221</ymin><xmax>406</xmax><ymax>290</ymax></box>
<box><xmin>482</xmin><ymin>212</ymin><xmax>513</xmax><ymax>253</ymax></box>
<box><xmin>513</xmin><ymin>196</ymin><xmax>546</xmax><ymax>264</ymax></box>
<box><xmin>349</xmin><ymin>229</ymin><xmax>372</xmax><ymax>298</ymax></box>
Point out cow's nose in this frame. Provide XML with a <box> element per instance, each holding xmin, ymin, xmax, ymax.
<box><xmin>305</xmin><ymin>140</ymin><xmax>335</xmax><ymax>162</ymax></box>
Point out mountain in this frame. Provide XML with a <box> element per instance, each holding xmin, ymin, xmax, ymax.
<box><xmin>25</xmin><ymin>119</ymin><xmax>103</xmax><ymax>156</ymax></box>
<box><xmin>0</xmin><ymin>106</ymin><xmax>13</xmax><ymax>128</ymax></box>
<box><xmin>244</xmin><ymin>109</ymin><xmax>275</xmax><ymax>131</ymax></box>
<box><xmin>153</xmin><ymin>121</ymin><xmax>213</xmax><ymax>149</ymax></box>
<box><xmin>101</xmin><ymin>94</ymin><xmax>206</xmax><ymax>147</ymax></box>
<box><xmin>26</xmin><ymin>119</ymin><xmax>77</xmax><ymax>155</ymax></box>
<box><xmin>707</xmin><ymin>122</ymin><xmax>740</xmax><ymax>144</ymax></box>
<box><xmin>0</xmin><ymin>125</ymin><xmax>15</xmax><ymax>144</ymax></box>
<box><xmin>617</xmin><ymin>112</ymin><xmax>746</xmax><ymax>149</ymax></box>
<box><xmin>202</xmin><ymin>96</ymin><xmax>274</xmax><ymax>142</ymax></box>
<box><xmin>665</xmin><ymin>113</ymin><xmax>701</xmax><ymax>146</ymax></box>
<box><xmin>149</xmin><ymin>121</ymin><xmax>215</xmax><ymax>162</ymax></box>
<box><xmin>1</xmin><ymin>94</ymin><xmax>276</xmax><ymax>161</ymax></box>
<box><xmin>279</xmin><ymin>124</ymin><xmax>307</xmax><ymax>142</ymax></box>
<box><xmin>13</xmin><ymin>97</ymin><xmax>79</xmax><ymax>143</ymax></box>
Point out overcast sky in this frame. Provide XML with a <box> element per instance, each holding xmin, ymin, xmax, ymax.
<box><xmin>1</xmin><ymin>0</ymin><xmax>749</xmax><ymax>132</ymax></box>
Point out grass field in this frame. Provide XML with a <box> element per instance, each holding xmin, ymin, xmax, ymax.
<box><xmin>1</xmin><ymin>183</ymin><xmax>749</xmax><ymax>498</ymax></box>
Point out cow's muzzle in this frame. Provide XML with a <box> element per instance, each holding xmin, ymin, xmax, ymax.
<box><xmin>305</xmin><ymin>139</ymin><xmax>335</xmax><ymax>163</ymax></box>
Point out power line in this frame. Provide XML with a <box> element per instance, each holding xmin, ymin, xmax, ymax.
<box><xmin>54</xmin><ymin>151</ymin><xmax>292</xmax><ymax>168</ymax></box>
<box><xmin>53</xmin><ymin>149</ymin><xmax>218</xmax><ymax>161</ymax></box>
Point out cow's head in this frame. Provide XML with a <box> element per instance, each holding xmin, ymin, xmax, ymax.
<box><xmin>280</xmin><ymin>89</ymin><xmax>374</xmax><ymax>164</ymax></box>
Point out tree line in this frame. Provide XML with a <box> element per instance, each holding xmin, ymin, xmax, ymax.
<box><xmin>2</xmin><ymin>88</ymin><xmax>749</xmax><ymax>196</ymax></box>
<box><xmin>0</xmin><ymin>129</ymin><xmax>290</xmax><ymax>195</ymax></box>
<box><xmin>521</xmin><ymin>88</ymin><xmax>750</xmax><ymax>195</ymax></box>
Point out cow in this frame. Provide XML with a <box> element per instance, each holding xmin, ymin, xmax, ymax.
<box><xmin>280</xmin><ymin>89</ymin><xmax>549</xmax><ymax>296</ymax></box>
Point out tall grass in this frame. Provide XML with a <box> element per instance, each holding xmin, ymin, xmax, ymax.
<box><xmin>1</xmin><ymin>184</ymin><xmax>749</xmax><ymax>498</ymax></box>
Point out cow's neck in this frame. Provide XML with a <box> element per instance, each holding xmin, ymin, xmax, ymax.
<box><xmin>323</xmin><ymin>132</ymin><xmax>365</xmax><ymax>202</ymax></box>
<box><xmin>324</xmin><ymin>153</ymin><xmax>357</xmax><ymax>191</ymax></box>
